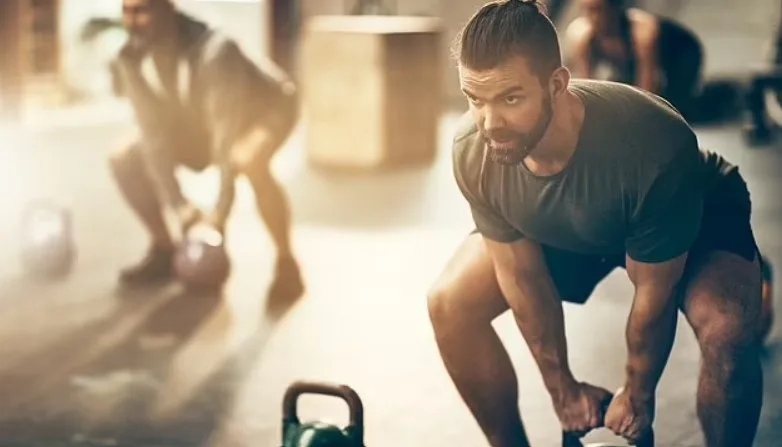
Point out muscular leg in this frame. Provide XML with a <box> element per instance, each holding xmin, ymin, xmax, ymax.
<box><xmin>108</xmin><ymin>140</ymin><xmax>175</xmax><ymax>284</ymax></box>
<box><xmin>678</xmin><ymin>251</ymin><xmax>763</xmax><ymax>446</ymax></box>
<box><xmin>235</xmin><ymin>126</ymin><xmax>301</xmax><ymax>299</ymax></box>
<box><xmin>109</xmin><ymin>141</ymin><xmax>173</xmax><ymax>247</ymax></box>
<box><xmin>427</xmin><ymin>234</ymin><xmax>528</xmax><ymax>447</ymax></box>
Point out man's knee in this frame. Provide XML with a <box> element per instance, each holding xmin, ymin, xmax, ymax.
<box><xmin>427</xmin><ymin>281</ymin><xmax>461</xmax><ymax>330</ymax></box>
<box><xmin>233</xmin><ymin>117</ymin><xmax>294</xmax><ymax>174</ymax></box>
<box><xmin>698</xmin><ymin>308</ymin><xmax>759</xmax><ymax>362</ymax></box>
<box><xmin>108</xmin><ymin>141</ymin><xmax>159</xmax><ymax>205</ymax></box>
<box><xmin>108</xmin><ymin>141</ymin><xmax>145</xmax><ymax>179</ymax></box>
<box><xmin>685</xmin><ymin>254</ymin><xmax>764</xmax><ymax>365</ymax></box>
<box><xmin>427</xmin><ymin>236</ymin><xmax>507</xmax><ymax>332</ymax></box>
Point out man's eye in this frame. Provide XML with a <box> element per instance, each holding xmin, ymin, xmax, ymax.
<box><xmin>504</xmin><ymin>96</ymin><xmax>521</xmax><ymax>105</ymax></box>
<box><xmin>467</xmin><ymin>96</ymin><xmax>482</xmax><ymax>106</ymax></box>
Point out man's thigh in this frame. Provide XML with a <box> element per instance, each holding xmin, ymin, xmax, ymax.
<box><xmin>233</xmin><ymin>98</ymin><xmax>299</xmax><ymax>170</ymax></box>
<box><xmin>678</xmin><ymin>250</ymin><xmax>762</xmax><ymax>344</ymax></box>
<box><xmin>110</xmin><ymin>136</ymin><xmax>148</xmax><ymax>174</ymax></box>
<box><xmin>678</xmin><ymin>181</ymin><xmax>763</xmax><ymax>337</ymax></box>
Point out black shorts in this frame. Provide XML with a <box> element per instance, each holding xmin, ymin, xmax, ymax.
<box><xmin>477</xmin><ymin>171</ymin><xmax>760</xmax><ymax>305</ymax></box>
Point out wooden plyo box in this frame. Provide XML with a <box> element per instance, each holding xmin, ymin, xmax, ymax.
<box><xmin>301</xmin><ymin>15</ymin><xmax>443</xmax><ymax>170</ymax></box>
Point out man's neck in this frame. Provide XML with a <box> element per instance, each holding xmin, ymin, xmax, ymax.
<box><xmin>526</xmin><ymin>90</ymin><xmax>585</xmax><ymax>171</ymax></box>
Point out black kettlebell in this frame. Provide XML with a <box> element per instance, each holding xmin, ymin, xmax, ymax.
<box><xmin>19</xmin><ymin>200</ymin><xmax>76</xmax><ymax>278</ymax></box>
<box><xmin>281</xmin><ymin>381</ymin><xmax>365</xmax><ymax>447</ymax></box>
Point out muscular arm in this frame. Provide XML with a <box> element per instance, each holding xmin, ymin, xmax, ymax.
<box><xmin>564</xmin><ymin>19</ymin><xmax>594</xmax><ymax>78</ymax></box>
<box><xmin>633</xmin><ymin>17</ymin><xmax>662</xmax><ymax>93</ymax></box>
<box><xmin>111</xmin><ymin>54</ymin><xmax>190</xmax><ymax>213</ymax></box>
<box><xmin>624</xmin><ymin>253</ymin><xmax>685</xmax><ymax>398</ymax></box>
<box><xmin>202</xmin><ymin>39</ymin><xmax>252</xmax><ymax>225</ymax></box>
<box><xmin>624</xmin><ymin>132</ymin><xmax>703</xmax><ymax>398</ymax></box>
<box><xmin>452</xmin><ymin>137</ymin><xmax>576</xmax><ymax>399</ymax></box>
<box><xmin>485</xmin><ymin>238</ymin><xmax>577</xmax><ymax>397</ymax></box>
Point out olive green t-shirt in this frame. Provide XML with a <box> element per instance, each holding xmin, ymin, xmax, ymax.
<box><xmin>453</xmin><ymin>79</ymin><xmax>736</xmax><ymax>263</ymax></box>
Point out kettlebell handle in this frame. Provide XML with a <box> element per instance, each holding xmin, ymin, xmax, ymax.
<box><xmin>22</xmin><ymin>199</ymin><xmax>72</xmax><ymax>230</ymax></box>
<box><xmin>561</xmin><ymin>393</ymin><xmax>654</xmax><ymax>447</ymax></box>
<box><xmin>282</xmin><ymin>381</ymin><xmax>365</xmax><ymax>444</ymax></box>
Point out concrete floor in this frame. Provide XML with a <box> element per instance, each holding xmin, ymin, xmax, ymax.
<box><xmin>0</xmin><ymin>111</ymin><xmax>780</xmax><ymax>447</ymax></box>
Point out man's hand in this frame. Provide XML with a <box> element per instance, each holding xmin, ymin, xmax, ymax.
<box><xmin>175</xmin><ymin>203</ymin><xmax>203</xmax><ymax>235</ymax></box>
<box><xmin>554</xmin><ymin>382</ymin><xmax>613</xmax><ymax>436</ymax></box>
<box><xmin>605</xmin><ymin>387</ymin><xmax>654</xmax><ymax>443</ymax></box>
<box><xmin>203</xmin><ymin>211</ymin><xmax>227</xmax><ymax>234</ymax></box>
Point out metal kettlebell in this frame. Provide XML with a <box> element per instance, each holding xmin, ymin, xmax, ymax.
<box><xmin>19</xmin><ymin>200</ymin><xmax>76</xmax><ymax>278</ymax></box>
<box><xmin>562</xmin><ymin>429</ymin><xmax>654</xmax><ymax>447</ymax></box>
<box><xmin>173</xmin><ymin>224</ymin><xmax>230</xmax><ymax>290</ymax></box>
<box><xmin>281</xmin><ymin>381</ymin><xmax>365</xmax><ymax>447</ymax></box>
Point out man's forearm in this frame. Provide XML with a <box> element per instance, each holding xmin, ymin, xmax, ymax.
<box><xmin>625</xmin><ymin>285</ymin><xmax>678</xmax><ymax>398</ymax></box>
<box><xmin>140</xmin><ymin>142</ymin><xmax>188</xmax><ymax>210</ymax></box>
<box><xmin>213</xmin><ymin>160</ymin><xmax>236</xmax><ymax>225</ymax></box>
<box><xmin>636</xmin><ymin>66</ymin><xmax>661</xmax><ymax>94</ymax></box>
<box><xmin>496</xmin><ymin>270</ymin><xmax>575</xmax><ymax>395</ymax></box>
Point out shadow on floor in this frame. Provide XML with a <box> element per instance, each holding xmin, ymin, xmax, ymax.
<box><xmin>0</xmin><ymin>280</ymin><xmax>299</xmax><ymax>446</ymax></box>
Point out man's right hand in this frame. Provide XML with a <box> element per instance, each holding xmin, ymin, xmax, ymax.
<box><xmin>175</xmin><ymin>203</ymin><xmax>202</xmax><ymax>235</ymax></box>
<box><xmin>554</xmin><ymin>381</ymin><xmax>613</xmax><ymax>436</ymax></box>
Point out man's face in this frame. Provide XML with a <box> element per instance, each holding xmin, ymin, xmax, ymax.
<box><xmin>459</xmin><ymin>56</ymin><xmax>554</xmax><ymax>165</ymax></box>
<box><xmin>122</xmin><ymin>0</ymin><xmax>172</xmax><ymax>48</ymax></box>
<box><xmin>578</xmin><ymin>0</ymin><xmax>613</xmax><ymax>34</ymax></box>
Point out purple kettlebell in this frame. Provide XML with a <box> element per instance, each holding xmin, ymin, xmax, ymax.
<box><xmin>173</xmin><ymin>224</ymin><xmax>230</xmax><ymax>290</ymax></box>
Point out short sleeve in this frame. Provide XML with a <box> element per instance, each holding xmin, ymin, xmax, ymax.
<box><xmin>452</xmin><ymin>137</ymin><xmax>524</xmax><ymax>243</ymax></box>
<box><xmin>625</xmin><ymin>141</ymin><xmax>703</xmax><ymax>263</ymax></box>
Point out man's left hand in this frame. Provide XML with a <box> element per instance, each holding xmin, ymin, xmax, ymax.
<box><xmin>204</xmin><ymin>212</ymin><xmax>227</xmax><ymax>235</ymax></box>
<box><xmin>604</xmin><ymin>387</ymin><xmax>654</xmax><ymax>443</ymax></box>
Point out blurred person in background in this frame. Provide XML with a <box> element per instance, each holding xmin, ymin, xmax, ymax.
<box><xmin>108</xmin><ymin>0</ymin><xmax>302</xmax><ymax>298</ymax></box>
<box><xmin>563</xmin><ymin>0</ymin><xmax>703</xmax><ymax>119</ymax></box>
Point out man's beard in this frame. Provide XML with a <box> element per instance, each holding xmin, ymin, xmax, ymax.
<box><xmin>485</xmin><ymin>96</ymin><xmax>553</xmax><ymax>166</ymax></box>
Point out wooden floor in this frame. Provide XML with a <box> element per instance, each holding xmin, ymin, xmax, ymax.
<box><xmin>0</xmin><ymin>112</ymin><xmax>781</xmax><ymax>447</ymax></box>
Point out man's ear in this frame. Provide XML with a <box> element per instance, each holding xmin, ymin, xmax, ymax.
<box><xmin>549</xmin><ymin>66</ymin><xmax>571</xmax><ymax>97</ymax></box>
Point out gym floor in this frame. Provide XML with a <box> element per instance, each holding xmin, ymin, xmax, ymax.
<box><xmin>0</xmin><ymin>111</ymin><xmax>781</xmax><ymax>447</ymax></box>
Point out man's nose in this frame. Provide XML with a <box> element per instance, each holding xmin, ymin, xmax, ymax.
<box><xmin>484</xmin><ymin>108</ymin><xmax>506</xmax><ymax>132</ymax></box>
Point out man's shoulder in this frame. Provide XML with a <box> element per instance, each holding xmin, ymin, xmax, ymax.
<box><xmin>452</xmin><ymin>112</ymin><xmax>483</xmax><ymax>168</ymax></box>
<box><xmin>451</xmin><ymin>112</ymin><xmax>488</xmax><ymax>195</ymax></box>
<box><xmin>197</xmin><ymin>30</ymin><xmax>242</xmax><ymax>66</ymax></box>
<box><xmin>575</xmin><ymin>80</ymin><xmax>696</xmax><ymax>162</ymax></box>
